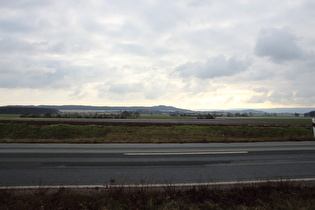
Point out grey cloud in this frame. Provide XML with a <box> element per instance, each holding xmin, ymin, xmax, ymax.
<box><xmin>0</xmin><ymin>59</ymin><xmax>93</xmax><ymax>89</ymax></box>
<box><xmin>254</xmin><ymin>27</ymin><xmax>304</xmax><ymax>62</ymax></box>
<box><xmin>97</xmin><ymin>67</ymin><xmax>175</xmax><ymax>100</ymax></box>
<box><xmin>188</xmin><ymin>0</ymin><xmax>211</xmax><ymax>7</ymax></box>
<box><xmin>0</xmin><ymin>1</ymin><xmax>53</xmax><ymax>34</ymax></box>
<box><xmin>0</xmin><ymin>0</ymin><xmax>51</xmax><ymax>8</ymax></box>
<box><xmin>268</xmin><ymin>91</ymin><xmax>295</xmax><ymax>103</ymax></box>
<box><xmin>246</xmin><ymin>63</ymin><xmax>315</xmax><ymax>106</ymax></box>
<box><xmin>142</xmin><ymin>2</ymin><xmax>184</xmax><ymax>32</ymax></box>
<box><xmin>108</xmin><ymin>83</ymin><xmax>144</xmax><ymax>95</ymax></box>
<box><xmin>247</xmin><ymin>91</ymin><xmax>295</xmax><ymax>104</ymax></box>
<box><xmin>0</xmin><ymin>72</ymin><xmax>59</xmax><ymax>89</ymax></box>
<box><xmin>246</xmin><ymin>77</ymin><xmax>315</xmax><ymax>105</ymax></box>
<box><xmin>295</xmin><ymin>90</ymin><xmax>314</xmax><ymax>98</ymax></box>
<box><xmin>114</xmin><ymin>43</ymin><xmax>147</xmax><ymax>56</ymax></box>
<box><xmin>246</xmin><ymin>69</ymin><xmax>276</xmax><ymax>81</ymax></box>
<box><xmin>142</xmin><ymin>78</ymin><xmax>173</xmax><ymax>100</ymax></box>
<box><xmin>175</xmin><ymin>55</ymin><xmax>251</xmax><ymax>79</ymax></box>
<box><xmin>1</xmin><ymin>0</ymin><xmax>314</xmax><ymax>108</ymax></box>
<box><xmin>292</xmin><ymin>84</ymin><xmax>315</xmax><ymax>106</ymax></box>
<box><xmin>0</xmin><ymin>38</ymin><xmax>48</xmax><ymax>54</ymax></box>
<box><xmin>246</xmin><ymin>93</ymin><xmax>268</xmax><ymax>103</ymax></box>
<box><xmin>253</xmin><ymin>87</ymin><xmax>269</xmax><ymax>93</ymax></box>
<box><xmin>0</xmin><ymin>19</ymin><xmax>35</xmax><ymax>33</ymax></box>
<box><xmin>0</xmin><ymin>37</ymin><xmax>88</xmax><ymax>56</ymax></box>
<box><xmin>48</xmin><ymin>42</ymin><xmax>89</xmax><ymax>54</ymax></box>
<box><xmin>290</xmin><ymin>65</ymin><xmax>315</xmax><ymax>99</ymax></box>
<box><xmin>113</xmin><ymin>42</ymin><xmax>171</xmax><ymax>57</ymax></box>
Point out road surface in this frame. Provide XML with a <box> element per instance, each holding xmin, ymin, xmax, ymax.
<box><xmin>1</xmin><ymin>142</ymin><xmax>315</xmax><ymax>187</ymax></box>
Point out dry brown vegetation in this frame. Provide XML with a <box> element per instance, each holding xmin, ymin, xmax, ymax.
<box><xmin>1</xmin><ymin>181</ymin><xmax>315</xmax><ymax>209</ymax></box>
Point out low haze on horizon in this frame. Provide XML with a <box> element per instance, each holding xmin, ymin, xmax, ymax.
<box><xmin>0</xmin><ymin>1</ymin><xmax>314</xmax><ymax>110</ymax></box>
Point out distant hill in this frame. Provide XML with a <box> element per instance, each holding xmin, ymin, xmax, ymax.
<box><xmin>38</xmin><ymin>105</ymin><xmax>191</xmax><ymax>113</ymax></box>
<box><xmin>258</xmin><ymin>108</ymin><xmax>315</xmax><ymax>114</ymax></box>
<box><xmin>0</xmin><ymin>106</ymin><xmax>59</xmax><ymax>114</ymax></box>
<box><xmin>197</xmin><ymin>108</ymin><xmax>315</xmax><ymax>114</ymax></box>
<box><xmin>3</xmin><ymin>105</ymin><xmax>313</xmax><ymax>114</ymax></box>
<box><xmin>222</xmin><ymin>109</ymin><xmax>265</xmax><ymax>114</ymax></box>
<box><xmin>204</xmin><ymin>109</ymin><xmax>265</xmax><ymax>113</ymax></box>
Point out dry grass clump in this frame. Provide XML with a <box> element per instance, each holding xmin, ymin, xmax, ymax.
<box><xmin>1</xmin><ymin>181</ymin><xmax>315</xmax><ymax>209</ymax></box>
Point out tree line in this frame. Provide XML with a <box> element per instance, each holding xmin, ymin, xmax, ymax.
<box><xmin>20</xmin><ymin>111</ymin><xmax>140</xmax><ymax>119</ymax></box>
<box><xmin>0</xmin><ymin>106</ymin><xmax>58</xmax><ymax>115</ymax></box>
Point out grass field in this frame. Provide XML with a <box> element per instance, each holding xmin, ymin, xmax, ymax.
<box><xmin>0</xmin><ymin>123</ymin><xmax>313</xmax><ymax>143</ymax></box>
<box><xmin>0</xmin><ymin>114</ymin><xmax>20</xmax><ymax>119</ymax></box>
<box><xmin>230</xmin><ymin>118</ymin><xmax>311</xmax><ymax>124</ymax></box>
<box><xmin>0</xmin><ymin>114</ymin><xmax>313</xmax><ymax>143</ymax></box>
<box><xmin>1</xmin><ymin>181</ymin><xmax>315</xmax><ymax>209</ymax></box>
<box><xmin>0</xmin><ymin>113</ymin><xmax>195</xmax><ymax>120</ymax></box>
<box><xmin>139</xmin><ymin>114</ymin><xmax>194</xmax><ymax>119</ymax></box>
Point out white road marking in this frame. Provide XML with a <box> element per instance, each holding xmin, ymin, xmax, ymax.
<box><xmin>124</xmin><ymin>151</ymin><xmax>248</xmax><ymax>156</ymax></box>
<box><xmin>211</xmin><ymin>160</ymin><xmax>315</xmax><ymax>166</ymax></box>
<box><xmin>2</xmin><ymin>178</ymin><xmax>315</xmax><ymax>190</ymax></box>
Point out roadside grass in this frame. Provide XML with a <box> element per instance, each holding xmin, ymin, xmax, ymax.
<box><xmin>1</xmin><ymin>181</ymin><xmax>315</xmax><ymax>209</ymax></box>
<box><xmin>0</xmin><ymin>123</ymin><xmax>313</xmax><ymax>143</ymax></box>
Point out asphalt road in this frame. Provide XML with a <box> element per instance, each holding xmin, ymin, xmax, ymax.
<box><xmin>1</xmin><ymin>142</ymin><xmax>315</xmax><ymax>187</ymax></box>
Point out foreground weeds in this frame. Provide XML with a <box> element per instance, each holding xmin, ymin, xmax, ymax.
<box><xmin>1</xmin><ymin>182</ymin><xmax>315</xmax><ymax>209</ymax></box>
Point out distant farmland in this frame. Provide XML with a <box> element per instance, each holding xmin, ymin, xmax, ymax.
<box><xmin>0</xmin><ymin>117</ymin><xmax>311</xmax><ymax>127</ymax></box>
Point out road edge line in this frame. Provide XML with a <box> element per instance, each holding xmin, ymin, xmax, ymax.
<box><xmin>2</xmin><ymin>178</ymin><xmax>315</xmax><ymax>190</ymax></box>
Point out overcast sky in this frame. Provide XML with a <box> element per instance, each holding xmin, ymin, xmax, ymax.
<box><xmin>1</xmin><ymin>0</ymin><xmax>314</xmax><ymax>110</ymax></box>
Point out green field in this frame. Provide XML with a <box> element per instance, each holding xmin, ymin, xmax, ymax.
<box><xmin>139</xmin><ymin>114</ymin><xmax>194</xmax><ymax>119</ymax></box>
<box><xmin>0</xmin><ymin>114</ymin><xmax>311</xmax><ymax>122</ymax></box>
<box><xmin>0</xmin><ymin>114</ymin><xmax>313</xmax><ymax>143</ymax></box>
<box><xmin>231</xmin><ymin>118</ymin><xmax>311</xmax><ymax>124</ymax></box>
<box><xmin>0</xmin><ymin>114</ymin><xmax>20</xmax><ymax>119</ymax></box>
<box><xmin>0</xmin><ymin>123</ymin><xmax>313</xmax><ymax>143</ymax></box>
